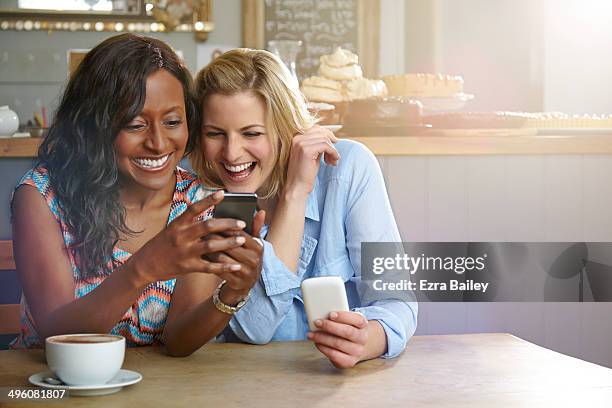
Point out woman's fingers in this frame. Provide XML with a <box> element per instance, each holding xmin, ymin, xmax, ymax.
<box><xmin>314</xmin><ymin>343</ymin><xmax>359</xmax><ymax>369</ymax></box>
<box><xmin>203</xmin><ymin>249</ymin><xmax>238</xmax><ymax>266</ymax></box>
<box><xmin>308</xmin><ymin>330</ymin><xmax>363</xmax><ymax>357</ymax></box>
<box><xmin>299</xmin><ymin>135</ymin><xmax>337</xmax><ymax>149</ymax></box>
<box><xmin>200</xmin><ymin>237</ymin><xmax>261</xmax><ymax>289</ymax></box>
<box><xmin>211</xmin><ymin>253</ymin><xmax>260</xmax><ymax>291</ymax></box>
<box><xmin>310</xmin><ymin>141</ymin><xmax>340</xmax><ymax>165</ymax></box>
<box><xmin>197</xmin><ymin>234</ymin><xmax>246</xmax><ymax>255</ymax></box>
<box><xmin>221</xmin><ymin>245</ymin><xmax>260</xmax><ymax>268</ymax></box>
<box><xmin>221</xmin><ymin>230</ymin><xmax>264</xmax><ymax>254</ymax></box>
<box><xmin>312</xmin><ymin>315</ymin><xmax>368</xmax><ymax>344</ymax></box>
<box><xmin>322</xmin><ymin>142</ymin><xmax>340</xmax><ymax>165</ymax></box>
<box><xmin>189</xmin><ymin>258</ymin><xmax>241</xmax><ymax>275</ymax></box>
<box><xmin>299</xmin><ymin>125</ymin><xmax>338</xmax><ymax>143</ymax></box>
<box><xmin>181</xmin><ymin>190</ymin><xmax>224</xmax><ymax>223</ymax></box>
<box><xmin>328</xmin><ymin>311</ymin><xmax>369</xmax><ymax>329</ymax></box>
<box><xmin>299</xmin><ymin>136</ymin><xmax>341</xmax><ymax>165</ymax></box>
<box><xmin>325</xmin><ymin>130</ymin><xmax>339</xmax><ymax>143</ymax></box>
<box><xmin>252</xmin><ymin>209</ymin><xmax>266</xmax><ymax>239</ymax></box>
<box><xmin>185</xmin><ymin>217</ymin><xmax>246</xmax><ymax>240</ymax></box>
<box><xmin>307</xmin><ymin>312</ymin><xmax>369</xmax><ymax>368</ymax></box>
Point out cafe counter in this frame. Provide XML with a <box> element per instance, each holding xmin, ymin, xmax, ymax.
<box><xmin>3</xmin><ymin>131</ymin><xmax>612</xmax><ymax>157</ymax></box>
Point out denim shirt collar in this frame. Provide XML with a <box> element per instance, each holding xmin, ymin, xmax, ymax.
<box><xmin>305</xmin><ymin>177</ymin><xmax>320</xmax><ymax>222</ymax></box>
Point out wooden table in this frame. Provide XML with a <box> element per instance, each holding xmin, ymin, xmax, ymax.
<box><xmin>1</xmin><ymin>334</ymin><xmax>612</xmax><ymax>407</ymax></box>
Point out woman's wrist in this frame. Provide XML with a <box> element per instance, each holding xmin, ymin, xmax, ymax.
<box><xmin>281</xmin><ymin>185</ymin><xmax>310</xmax><ymax>203</ymax></box>
<box><xmin>125</xmin><ymin>255</ymin><xmax>154</xmax><ymax>290</ymax></box>
<box><xmin>219</xmin><ymin>284</ymin><xmax>249</xmax><ymax>306</ymax></box>
<box><xmin>361</xmin><ymin>320</ymin><xmax>388</xmax><ymax>361</ymax></box>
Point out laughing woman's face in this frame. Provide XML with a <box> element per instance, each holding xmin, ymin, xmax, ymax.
<box><xmin>114</xmin><ymin>69</ymin><xmax>188</xmax><ymax>192</ymax></box>
<box><xmin>201</xmin><ymin>91</ymin><xmax>274</xmax><ymax>194</ymax></box>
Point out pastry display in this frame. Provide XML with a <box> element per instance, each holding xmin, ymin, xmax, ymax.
<box><xmin>318</xmin><ymin>47</ymin><xmax>362</xmax><ymax>80</ymax></box>
<box><xmin>424</xmin><ymin>112</ymin><xmax>530</xmax><ymax>129</ymax></box>
<box><xmin>424</xmin><ymin>111</ymin><xmax>612</xmax><ymax>131</ymax></box>
<box><xmin>343</xmin><ymin>98</ymin><xmax>423</xmax><ymax>127</ymax></box>
<box><xmin>525</xmin><ymin>112</ymin><xmax>612</xmax><ymax>128</ymax></box>
<box><xmin>383</xmin><ymin>73</ymin><xmax>464</xmax><ymax>97</ymax></box>
<box><xmin>307</xmin><ymin>102</ymin><xmax>338</xmax><ymax>125</ymax></box>
<box><xmin>300</xmin><ymin>47</ymin><xmax>387</xmax><ymax>104</ymax></box>
<box><xmin>301</xmin><ymin>76</ymin><xmax>344</xmax><ymax>103</ymax></box>
<box><xmin>345</xmin><ymin>77</ymin><xmax>388</xmax><ymax>101</ymax></box>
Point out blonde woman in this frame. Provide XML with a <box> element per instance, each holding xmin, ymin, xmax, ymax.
<box><xmin>191</xmin><ymin>48</ymin><xmax>417</xmax><ymax>368</ymax></box>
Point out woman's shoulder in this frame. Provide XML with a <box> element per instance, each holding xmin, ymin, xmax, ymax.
<box><xmin>14</xmin><ymin>166</ymin><xmax>56</xmax><ymax>202</ymax></box>
<box><xmin>334</xmin><ymin>138</ymin><xmax>371</xmax><ymax>155</ymax></box>
<box><xmin>318</xmin><ymin>139</ymin><xmax>380</xmax><ymax>184</ymax></box>
<box><xmin>17</xmin><ymin>166</ymin><xmax>51</xmax><ymax>190</ymax></box>
<box><xmin>12</xmin><ymin>166</ymin><xmax>64</xmax><ymax>222</ymax></box>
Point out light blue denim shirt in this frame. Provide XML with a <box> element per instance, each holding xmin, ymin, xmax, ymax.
<box><xmin>221</xmin><ymin>139</ymin><xmax>418</xmax><ymax>358</ymax></box>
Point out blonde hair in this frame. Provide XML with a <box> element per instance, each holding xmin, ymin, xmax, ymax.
<box><xmin>191</xmin><ymin>48</ymin><xmax>316</xmax><ymax>200</ymax></box>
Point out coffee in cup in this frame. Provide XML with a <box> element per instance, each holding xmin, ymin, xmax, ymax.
<box><xmin>45</xmin><ymin>334</ymin><xmax>125</xmax><ymax>386</ymax></box>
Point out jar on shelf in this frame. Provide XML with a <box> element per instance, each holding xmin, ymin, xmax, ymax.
<box><xmin>0</xmin><ymin>106</ymin><xmax>19</xmax><ymax>137</ymax></box>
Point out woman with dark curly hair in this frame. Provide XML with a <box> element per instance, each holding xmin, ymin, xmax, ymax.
<box><xmin>10</xmin><ymin>34</ymin><xmax>264</xmax><ymax>356</ymax></box>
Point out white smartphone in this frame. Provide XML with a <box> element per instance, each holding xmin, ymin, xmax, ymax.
<box><xmin>301</xmin><ymin>276</ymin><xmax>350</xmax><ymax>331</ymax></box>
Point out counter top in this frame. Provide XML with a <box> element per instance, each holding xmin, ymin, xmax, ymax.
<box><xmin>347</xmin><ymin>133</ymin><xmax>612</xmax><ymax>155</ymax></box>
<box><xmin>3</xmin><ymin>132</ymin><xmax>612</xmax><ymax>157</ymax></box>
<box><xmin>1</xmin><ymin>333</ymin><xmax>612</xmax><ymax>407</ymax></box>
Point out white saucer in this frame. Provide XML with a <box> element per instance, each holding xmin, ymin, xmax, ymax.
<box><xmin>29</xmin><ymin>369</ymin><xmax>142</xmax><ymax>396</ymax></box>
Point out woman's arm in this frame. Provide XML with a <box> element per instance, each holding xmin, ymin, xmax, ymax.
<box><xmin>13</xmin><ymin>186</ymin><xmax>150</xmax><ymax>339</ymax></box>
<box><xmin>343</xmin><ymin>144</ymin><xmax>418</xmax><ymax>358</ymax></box>
<box><xmin>225</xmin><ymin>241</ymin><xmax>302</xmax><ymax>344</ymax></box>
<box><xmin>12</xmin><ymin>186</ymin><xmax>244</xmax><ymax>341</ymax></box>
<box><xmin>264</xmin><ymin>190</ymin><xmax>307</xmax><ymax>273</ymax></box>
<box><xmin>265</xmin><ymin>126</ymin><xmax>339</xmax><ymax>273</ymax></box>
<box><xmin>308</xmin><ymin>142</ymin><xmax>418</xmax><ymax>366</ymax></box>
<box><xmin>163</xmin><ymin>214</ymin><xmax>264</xmax><ymax>357</ymax></box>
<box><xmin>342</xmin><ymin>143</ymin><xmax>418</xmax><ymax>356</ymax></box>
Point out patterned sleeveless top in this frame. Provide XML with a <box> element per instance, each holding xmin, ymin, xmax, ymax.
<box><xmin>10</xmin><ymin>167</ymin><xmax>212</xmax><ymax>349</ymax></box>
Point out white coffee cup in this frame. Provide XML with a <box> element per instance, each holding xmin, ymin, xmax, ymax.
<box><xmin>45</xmin><ymin>334</ymin><xmax>125</xmax><ymax>386</ymax></box>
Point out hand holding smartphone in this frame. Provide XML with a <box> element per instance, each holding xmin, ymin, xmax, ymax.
<box><xmin>213</xmin><ymin>192</ymin><xmax>258</xmax><ymax>235</ymax></box>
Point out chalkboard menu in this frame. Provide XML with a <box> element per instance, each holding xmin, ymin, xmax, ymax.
<box><xmin>263</xmin><ymin>0</ymin><xmax>359</xmax><ymax>79</ymax></box>
<box><xmin>243</xmin><ymin>0</ymin><xmax>379</xmax><ymax>78</ymax></box>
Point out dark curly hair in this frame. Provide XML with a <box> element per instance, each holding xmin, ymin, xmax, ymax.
<box><xmin>37</xmin><ymin>33</ymin><xmax>198</xmax><ymax>276</ymax></box>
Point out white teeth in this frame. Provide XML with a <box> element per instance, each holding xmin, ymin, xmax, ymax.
<box><xmin>133</xmin><ymin>154</ymin><xmax>170</xmax><ymax>169</ymax></box>
<box><xmin>223</xmin><ymin>162</ymin><xmax>254</xmax><ymax>173</ymax></box>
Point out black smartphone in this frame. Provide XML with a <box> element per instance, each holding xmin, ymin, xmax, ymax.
<box><xmin>213</xmin><ymin>192</ymin><xmax>258</xmax><ymax>235</ymax></box>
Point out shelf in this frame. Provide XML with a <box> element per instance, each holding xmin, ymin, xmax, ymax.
<box><xmin>0</xmin><ymin>137</ymin><xmax>41</xmax><ymax>158</ymax></box>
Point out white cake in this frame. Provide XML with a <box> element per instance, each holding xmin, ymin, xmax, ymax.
<box><xmin>382</xmin><ymin>73</ymin><xmax>464</xmax><ymax>97</ymax></box>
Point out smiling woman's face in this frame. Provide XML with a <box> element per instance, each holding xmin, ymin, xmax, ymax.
<box><xmin>114</xmin><ymin>69</ymin><xmax>188</xmax><ymax>192</ymax></box>
<box><xmin>201</xmin><ymin>91</ymin><xmax>274</xmax><ymax>194</ymax></box>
